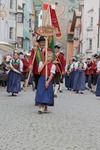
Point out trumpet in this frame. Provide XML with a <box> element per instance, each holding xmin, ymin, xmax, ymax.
<box><xmin>66</xmin><ymin>71</ymin><xmax>70</xmax><ymax>76</ymax></box>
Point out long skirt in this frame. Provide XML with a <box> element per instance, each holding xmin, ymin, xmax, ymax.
<box><xmin>96</xmin><ymin>73</ymin><xmax>100</xmax><ymax>96</ymax></box>
<box><xmin>73</xmin><ymin>70</ymin><xmax>85</xmax><ymax>91</ymax></box>
<box><xmin>35</xmin><ymin>76</ymin><xmax>54</xmax><ymax>106</ymax></box>
<box><xmin>65</xmin><ymin>73</ymin><xmax>70</xmax><ymax>88</ymax></box>
<box><xmin>7</xmin><ymin>70</ymin><xmax>21</xmax><ymax>93</ymax></box>
<box><xmin>69</xmin><ymin>70</ymin><xmax>75</xmax><ymax>89</ymax></box>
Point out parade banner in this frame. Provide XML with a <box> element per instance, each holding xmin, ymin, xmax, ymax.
<box><xmin>50</xmin><ymin>5</ymin><xmax>62</xmax><ymax>38</ymax></box>
<box><xmin>35</xmin><ymin>25</ymin><xmax>55</xmax><ymax>37</ymax></box>
<box><xmin>42</xmin><ymin>3</ymin><xmax>62</xmax><ymax>38</ymax></box>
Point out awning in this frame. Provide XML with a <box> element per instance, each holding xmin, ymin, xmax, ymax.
<box><xmin>0</xmin><ymin>41</ymin><xmax>15</xmax><ymax>51</ymax></box>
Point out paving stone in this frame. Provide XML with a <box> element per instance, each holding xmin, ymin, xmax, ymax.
<box><xmin>0</xmin><ymin>87</ymin><xmax>100</xmax><ymax>149</ymax></box>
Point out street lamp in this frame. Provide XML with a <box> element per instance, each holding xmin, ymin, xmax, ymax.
<box><xmin>0</xmin><ymin>3</ymin><xmax>7</xmax><ymax>20</ymax></box>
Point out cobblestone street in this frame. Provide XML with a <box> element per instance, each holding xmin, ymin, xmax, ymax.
<box><xmin>0</xmin><ymin>86</ymin><xmax>100</xmax><ymax>150</ymax></box>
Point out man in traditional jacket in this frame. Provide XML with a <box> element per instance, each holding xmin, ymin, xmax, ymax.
<box><xmin>29</xmin><ymin>36</ymin><xmax>51</xmax><ymax>90</ymax></box>
<box><xmin>53</xmin><ymin>43</ymin><xmax>65</xmax><ymax>97</ymax></box>
<box><xmin>21</xmin><ymin>52</ymin><xmax>30</xmax><ymax>88</ymax></box>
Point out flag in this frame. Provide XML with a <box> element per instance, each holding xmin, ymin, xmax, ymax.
<box><xmin>50</xmin><ymin>5</ymin><xmax>62</xmax><ymax>38</ymax></box>
<box><xmin>51</xmin><ymin>4</ymin><xmax>56</xmax><ymax>10</ymax></box>
<box><xmin>42</xmin><ymin>3</ymin><xmax>62</xmax><ymax>58</ymax></box>
<box><xmin>42</xmin><ymin>4</ymin><xmax>55</xmax><ymax>57</ymax></box>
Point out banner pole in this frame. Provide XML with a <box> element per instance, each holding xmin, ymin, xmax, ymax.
<box><xmin>45</xmin><ymin>36</ymin><xmax>48</xmax><ymax>80</ymax></box>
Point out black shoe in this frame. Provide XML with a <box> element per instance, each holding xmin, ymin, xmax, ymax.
<box><xmin>59</xmin><ymin>90</ymin><xmax>63</xmax><ymax>93</ymax></box>
<box><xmin>80</xmin><ymin>91</ymin><xmax>83</xmax><ymax>94</ymax></box>
<box><xmin>54</xmin><ymin>94</ymin><xmax>57</xmax><ymax>98</ymax></box>
<box><xmin>35</xmin><ymin>102</ymin><xmax>39</xmax><ymax>106</ymax></box>
<box><xmin>38</xmin><ymin>110</ymin><xmax>43</xmax><ymax>114</ymax></box>
<box><xmin>12</xmin><ymin>93</ymin><xmax>17</xmax><ymax>96</ymax></box>
<box><xmin>21</xmin><ymin>87</ymin><xmax>23</xmax><ymax>90</ymax></box>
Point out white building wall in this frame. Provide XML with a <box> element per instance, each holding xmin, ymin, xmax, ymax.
<box><xmin>17</xmin><ymin>0</ymin><xmax>24</xmax><ymax>13</ymax></box>
<box><xmin>0</xmin><ymin>0</ymin><xmax>17</xmax><ymax>62</ymax></box>
<box><xmin>0</xmin><ymin>0</ymin><xmax>17</xmax><ymax>43</ymax></box>
<box><xmin>16</xmin><ymin>0</ymin><xmax>24</xmax><ymax>39</ymax></box>
<box><xmin>29</xmin><ymin>0</ymin><xmax>35</xmax><ymax>49</ymax></box>
<box><xmin>83</xmin><ymin>0</ymin><xmax>99</xmax><ymax>56</ymax></box>
<box><xmin>16</xmin><ymin>0</ymin><xmax>35</xmax><ymax>51</ymax></box>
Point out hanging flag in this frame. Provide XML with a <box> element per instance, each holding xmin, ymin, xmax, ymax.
<box><xmin>42</xmin><ymin>3</ymin><xmax>49</xmax><ymax>10</ymax></box>
<box><xmin>48</xmin><ymin>36</ymin><xmax>55</xmax><ymax>59</ymax></box>
<box><xmin>50</xmin><ymin>5</ymin><xmax>62</xmax><ymax>38</ymax></box>
<box><xmin>42</xmin><ymin>4</ymin><xmax>55</xmax><ymax>57</ymax></box>
<box><xmin>51</xmin><ymin>4</ymin><xmax>56</xmax><ymax>10</ymax></box>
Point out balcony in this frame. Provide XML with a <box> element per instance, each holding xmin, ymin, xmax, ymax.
<box><xmin>67</xmin><ymin>34</ymin><xmax>74</xmax><ymax>42</ymax></box>
<box><xmin>85</xmin><ymin>49</ymin><xmax>92</xmax><ymax>53</ymax></box>
<box><xmin>74</xmin><ymin>37</ymin><xmax>79</xmax><ymax>40</ymax></box>
<box><xmin>86</xmin><ymin>26</ymin><xmax>93</xmax><ymax>31</ymax></box>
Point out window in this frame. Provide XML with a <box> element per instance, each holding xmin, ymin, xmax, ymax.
<box><xmin>55</xmin><ymin>2</ymin><xmax>58</xmax><ymax>5</ymax></box>
<box><xmin>9</xmin><ymin>27</ymin><xmax>13</xmax><ymax>39</ymax></box>
<box><xmin>90</xmin><ymin>17</ymin><xmax>93</xmax><ymax>27</ymax></box>
<box><xmin>74</xmin><ymin>47</ymin><xmax>78</xmax><ymax>54</ymax></box>
<box><xmin>10</xmin><ymin>0</ymin><xmax>13</xmax><ymax>9</ymax></box>
<box><xmin>29</xmin><ymin>19</ymin><xmax>31</xmax><ymax>28</ymax></box>
<box><xmin>89</xmin><ymin>39</ymin><xmax>92</xmax><ymax>49</ymax></box>
<box><xmin>17</xmin><ymin>37</ymin><xmax>23</xmax><ymax>48</ymax></box>
<box><xmin>74</xmin><ymin>27</ymin><xmax>80</xmax><ymax>39</ymax></box>
<box><xmin>17</xmin><ymin>13</ymin><xmax>23</xmax><ymax>23</ymax></box>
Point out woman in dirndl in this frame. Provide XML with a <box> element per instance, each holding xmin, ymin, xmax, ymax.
<box><xmin>73</xmin><ymin>57</ymin><xmax>87</xmax><ymax>94</ymax></box>
<box><xmin>35</xmin><ymin>51</ymin><xmax>56</xmax><ymax>114</ymax></box>
<box><xmin>7</xmin><ymin>52</ymin><xmax>23</xmax><ymax>96</ymax></box>
<box><xmin>95</xmin><ymin>55</ymin><xmax>100</xmax><ymax>96</ymax></box>
<box><xmin>65</xmin><ymin>59</ymin><xmax>72</xmax><ymax>90</ymax></box>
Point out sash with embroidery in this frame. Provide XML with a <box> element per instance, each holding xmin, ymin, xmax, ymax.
<box><xmin>35</xmin><ymin>45</ymin><xmax>42</xmax><ymax>64</ymax></box>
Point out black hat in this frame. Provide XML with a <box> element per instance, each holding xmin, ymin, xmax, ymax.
<box><xmin>55</xmin><ymin>45</ymin><xmax>60</xmax><ymax>49</ymax></box>
<box><xmin>93</xmin><ymin>54</ymin><xmax>98</xmax><ymax>58</ymax></box>
<box><xmin>36</xmin><ymin>36</ymin><xmax>45</xmax><ymax>42</ymax></box>
<box><xmin>96</xmin><ymin>54</ymin><xmax>100</xmax><ymax>59</ymax></box>
<box><xmin>87</xmin><ymin>58</ymin><xmax>91</xmax><ymax>60</ymax></box>
<box><xmin>54</xmin><ymin>43</ymin><xmax>61</xmax><ymax>49</ymax></box>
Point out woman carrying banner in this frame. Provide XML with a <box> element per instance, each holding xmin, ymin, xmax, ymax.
<box><xmin>35</xmin><ymin>51</ymin><xmax>56</xmax><ymax>113</ymax></box>
<box><xmin>7</xmin><ymin>52</ymin><xmax>23</xmax><ymax>96</ymax></box>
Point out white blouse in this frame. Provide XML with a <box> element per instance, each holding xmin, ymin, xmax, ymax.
<box><xmin>39</xmin><ymin>61</ymin><xmax>56</xmax><ymax>74</ymax></box>
<box><xmin>97</xmin><ymin>61</ymin><xmax>100</xmax><ymax>72</ymax></box>
<box><xmin>10</xmin><ymin>59</ymin><xmax>23</xmax><ymax>72</ymax></box>
<box><xmin>75</xmin><ymin>61</ymin><xmax>87</xmax><ymax>70</ymax></box>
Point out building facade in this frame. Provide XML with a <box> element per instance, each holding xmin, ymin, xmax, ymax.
<box><xmin>82</xmin><ymin>0</ymin><xmax>100</xmax><ymax>57</ymax></box>
<box><xmin>0</xmin><ymin>0</ymin><xmax>17</xmax><ymax>45</ymax></box>
<box><xmin>79</xmin><ymin>0</ymin><xmax>84</xmax><ymax>54</ymax></box>
<box><xmin>17</xmin><ymin>0</ymin><xmax>35</xmax><ymax>51</ymax></box>
<box><xmin>0</xmin><ymin>0</ymin><xmax>35</xmax><ymax>53</ymax></box>
<box><xmin>68</xmin><ymin>0</ymin><xmax>80</xmax><ymax>21</ymax></box>
<box><xmin>71</xmin><ymin>9</ymin><xmax>81</xmax><ymax>55</ymax></box>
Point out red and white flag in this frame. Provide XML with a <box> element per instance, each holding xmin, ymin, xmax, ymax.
<box><xmin>42</xmin><ymin>3</ymin><xmax>62</xmax><ymax>38</ymax></box>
